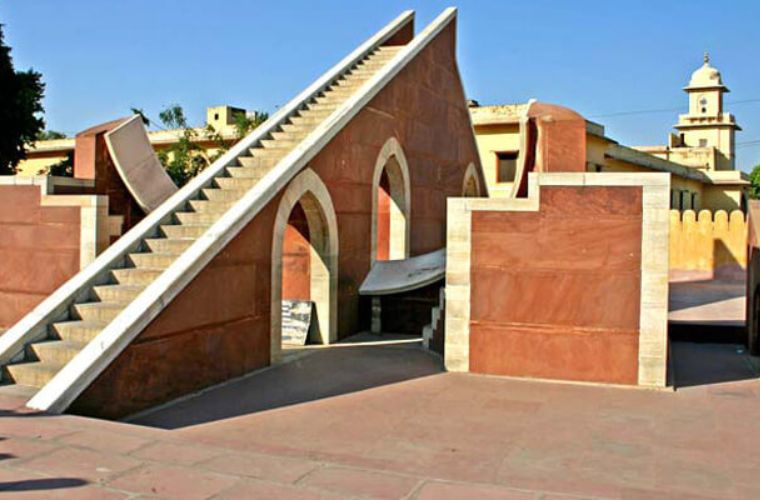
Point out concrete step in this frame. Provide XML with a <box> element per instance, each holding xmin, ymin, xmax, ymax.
<box><xmin>213</xmin><ymin>176</ymin><xmax>259</xmax><ymax>191</ymax></box>
<box><xmin>239</xmin><ymin>155</ymin><xmax>278</xmax><ymax>169</ymax></box>
<box><xmin>270</xmin><ymin>129</ymin><xmax>310</xmax><ymax>142</ymax></box>
<box><xmin>144</xmin><ymin>237</ymin><xmax>195</xmax><ymax>254</ymax></box>
<box><xmin>260</xmin><ymin>138</ymin><xmax>300</xmax><ymax>150</ymax></box>
<box><xmin>160</xmin><ymin>223</ymin><xmax>210</xmax><ymax>239</ymax></box>
<box><xmin>225</xmin><ymin>166</ymin><xmax>267</xmax><ymax>180</ymax></box>
<box><xmin>187</xmin><ymin>199</ymin><xmax>234</xmax><ymax>214</ymax></box>
<box><xmin>72</xmin><ymin>302</ymin><xmax>125</xmax><ymax>323</ymax></box>
<box><xmin>5</xmin><ymin>362</ymin><xmax>62</xmax><ymax>388</ymax></box>
<box><xmin>422</xmin><ymin>324</ymin><xmax>433</xmax><ymax>349</ymax></box>
<box><xmin>297</xmin><ymin>108</ymin><xmax>335</xmax><ymax>119</ymax></box>
<box><xmin>30</xmin><ymin>339</ymin><xmax>87</xmax><ymax>365</ymax></box>
<box><xmin>52</xmin><ymin>321</ymin><xmax>107</xmax><ymax>343</ymax></box>
<box><xmin>247</xmin><ymin>147</ymin><xmax>290</xmax><ymax>160</ymax></box>
<box><xmin>111</xmin><ymin>267</ymin><xmax>164</xmax><ymax>286</ymax></box>
<box><xmin>201</xmin><ymin>188</ymin><xmax>246</xmax><ymax>203</ymax></box>
<box><xmin>128</xmin><ymin>252</ymin><xmax>178</xmax><ymax>269</ymax></box>
<box><xmin>288</xmin><ymin>116</ymin><xmax>325</xmax><ymax>128</ymax></box>
<box><xmin>174</xmin><ymin>211</ymin><xmax>220</xmax><ymax>226</ymax></box>
<box><xmin>92</xmin><ymin>284</ymin><xmax>144</xmax><ymax>303</ymax></box>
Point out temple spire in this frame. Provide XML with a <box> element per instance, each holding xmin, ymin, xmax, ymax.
<box><xmin>704</xmin><ymin>51</ymin><xmax>710</xmax><ymax>65</ymax></box>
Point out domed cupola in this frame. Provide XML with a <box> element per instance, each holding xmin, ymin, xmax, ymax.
<box><xmin>685</xmin><ymin>52</ymin><xmax>728</xmax><ymax>91</ymax></box>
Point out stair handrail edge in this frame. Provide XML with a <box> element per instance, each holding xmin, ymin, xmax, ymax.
<box><xmin>0</xmin><ymin>10</ymin><xmax>414</xmax><ymax>368</ymax></box>
<box><xmin>28</xmin><ymin>7</ymin><xmax>457</xmax><ymax>413</ymax></box>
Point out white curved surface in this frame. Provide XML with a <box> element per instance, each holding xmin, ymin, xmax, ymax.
<box><xmin>105</xmin><ymin>115</ymin><xmax>178</xmax><ymax>213</ymax></box>
<box><xmin>359</xmin><ymin>248</ymin><xmax>445</xmax><ymax>296</ymax></box>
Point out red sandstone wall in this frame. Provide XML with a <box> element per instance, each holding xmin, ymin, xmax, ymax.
<box><xmin>72</xmin><ymin>19</ymin><xmax>484</xmax><ymax>418</ymax></box>
<box><xmin>469</xmin><ymin>186</ymin><xmax>643</xmax><ymax>385</ymax></box>
<box><xmin>0</xmin><ymin>186</ymin><xmax>81</xmax><ymax>329</ymax></box>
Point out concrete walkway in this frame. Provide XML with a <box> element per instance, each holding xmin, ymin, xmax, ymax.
<box><xmin>2</xmin><ymin>340</ymin><xmax>760</xmax><ymax>498</ymax></box>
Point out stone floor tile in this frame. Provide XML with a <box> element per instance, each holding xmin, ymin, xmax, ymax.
<box><xmin>106</xmin><ymin>463</ymin><xmax>237</xmax><ymax>499</ymax></box>
<box><xmin>58</xmin><ymin>429</ymin><xmax>150</xmax><ymax>454</ymax></box>
<box><xmin>298</xmin><ymin>465</ymin><xmax>421</xmax><ymax>499</ymax></box>
<box><xmin>14</xmin><ymin>447</ymin><xmax>140</xmax><ymax>484</ymax></box>
<box><xmin>214</xmin><ymin>478</ymin><xmax>343</xmax><ymax>499</ymax></box>
<box><xmin>199</xmin><ymin>451</ymin><xmax>319</xmax><ymax>484</ymax></box>
<box><xmin>130</xmin><ymin>441</ymin><xmax>224</xmax><ymax>466</ymax></box>
<box><xmin>0</xmin><ymin>436</ymin><xmax>62</xmax><ymax>466</ymax></box>
<box><xmin>414</xmin><ymin>480</ymin><xmax>536</xmax><ymax>500</ymax></box>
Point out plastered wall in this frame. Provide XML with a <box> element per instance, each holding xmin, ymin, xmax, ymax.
<box><xmin>669</xmin><ymin>209</ymin><xmax>747</xmax><ymax>280</ymax></box>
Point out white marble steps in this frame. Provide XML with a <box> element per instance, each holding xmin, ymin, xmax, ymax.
<box><xmin>0</xmin><ymin>44</ymin><xmax>406</xmax><ymax>394</ymax></box>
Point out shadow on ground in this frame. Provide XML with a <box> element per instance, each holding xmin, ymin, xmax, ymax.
<box><xmin>0</xmin><ymin>478</ymin><xmax>87</xmax><ymax>492</ymax></box>
<box><xmin>672</xmin><ymin>341</ymin><xmax>760</xmax><ymax>388</ymax></box>
<box><xmin>129</xmin><ymin>339</ymin><xmax>443</xmax><ymax>429</ymax></box>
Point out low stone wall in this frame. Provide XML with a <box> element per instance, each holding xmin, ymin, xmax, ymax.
<box><xmin>669</xmin><ymin>209</ymin><xmax>747</xmax><ymax>281</ymax></box>
<box><xmin>0</xmin><ymin>176</ymin><xmax>111</xmax><ymax>329</ymax></box>
<box><xmin>445</xmin><ymin>173</ymin><xmax>670</xmax><ymax>387</ymax></box>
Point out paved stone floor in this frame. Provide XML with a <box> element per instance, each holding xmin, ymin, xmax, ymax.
<box><xmin>2</xmin><ymin>339</ymin><xmax>760</xmax><ymax>498</ymax></box>
<box><xmin>669</xmin><ymin>279</ymin><xmax>746</xmax><ymax>326</ymax></box>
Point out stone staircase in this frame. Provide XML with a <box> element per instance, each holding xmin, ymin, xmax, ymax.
<box><xmin>422</xmin><ymin>286</ymin><xmax>445</xmax><ymax>353</ymax></box>
<box><xmin>0</xmin><ymin>45</ymin><xmax>403</xmax><ymax>392</ymax></box>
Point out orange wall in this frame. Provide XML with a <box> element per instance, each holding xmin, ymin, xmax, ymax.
<box><xmin>71</xmin><ymin>20</ymin><xmax>484</xmax><ymax>418</ymax></box>
<box><xmin>468</xmin><ymin>186</ymin><xmax>643</xmax><ymax>385</ymax></box>
<box><xmin>0</xmin><ymin>186</ymin><xmax>81</xmax><ymax>329</ymax></box>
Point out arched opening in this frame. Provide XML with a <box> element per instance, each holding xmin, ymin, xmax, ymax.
<box><xmin>272</xmin><ymin>169</ymin><xmax>338</xmax><ymax>363</ymax></box>
<box><xmin>372</xmin><ymin>138</ymin><xmax>410</xmax><ymax>263</ymax></box>
<box><xmin>462</xmin><ymin>163</ymin><xmax>481</xmax><ymax>197</ymax></box>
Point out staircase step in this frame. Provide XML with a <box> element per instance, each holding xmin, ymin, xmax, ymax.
<box><xmin>5</xmin><ymin>362</ymin><xmax>62</xmax><ymax>388</ymax></box>
<box><xmin>175</xmin><ymin>211</ymin><xmax>220</xmax><ymax>226</ymax></box>
<box><xmin>213</xmin><ymin>176</ymin><xmax>259</xmax><ymax>191</ymax></box>
<box><xmin>52</xmin><ymin>321</ymin><xmax>107</xmax><ymax>343</ymax></box>
<box><xmin>225</xmin><ymin>166</ymin><xmax>267</xmax><ymax>180</ymax></box>
<box><xmin>144</xmin><ymin>237</ymin><xmax>195</xmax><ymax>254</ymax></box>
<box><xmin>72</xmin><ymin>302</ymin><xmax>126</xmax><ymax>323</ymax></box>
<box><xmin>238</xmin><ymin>155</ymin><xmax>278</xmax><ymax>169</ymax></box>
<box><xmin>260</xmin><ymin>138</ymin><xmax>300</xmax><ymax>150</ymax></box>
<box><xmin>161</xmin><ymin>223</ymin><xmax>209</xmax><ymax>239</ymax></box>
<box><xmin>249</xmin><ymin>146</ymin><xmax>291</xmax><ymax>159</ymax></box>
<box><xmin>92</xmin><ymin>284</ymin><xmax>144</xmax><ymax>303</ymax></box>
<box><xmin>128</xmin><ymin>252</ymin><xmax>178</xmax><ymax>269</ymax></box>
<box><xmin>187</xmin><ymin>199</ymin><xmax>234</xmax><ymax>214</ymax></box>
<box><xmin>270</xmin><ymin>130</ymin><xmax>310</xmax><ymax>142</ymax></box>
<box><xmin>111</xmin><ymin>267</ymin><xmax>164</xmax><ymax>286</ymax></box>
<box><xmin>201</xmin><ymin>188</ymin><xmax>246</xmax><ymax>203</ymax></box>
<box><xmin>30</xmin><ymin>339</ymin><xmax>88</xmax><ymax>365</ymax></box>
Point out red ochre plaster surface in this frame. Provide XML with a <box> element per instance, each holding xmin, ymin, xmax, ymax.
<box><xmin>0</xmin><ymin>186</ymin><xmax>81</xmax><ymax>329</ymax></box>
<box><xmin>72</xmin><ymin>20</ymin><xmax>485</xmax><ymax>418</ymax></box>
<box><xmin>469</xmin><ymin>186</ymin><xmax>643</xmax><ymax>385</ymax></box>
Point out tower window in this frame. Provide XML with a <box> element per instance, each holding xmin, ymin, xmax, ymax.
<box><xmin>699</xmin><ymin>97</ymin><xmax>708</xmax><ymax>114</ymax></box>
<box><xmin>699</xmin><ymin>139</ymin><xmax>707</xmax><ymax>147</ymax></box>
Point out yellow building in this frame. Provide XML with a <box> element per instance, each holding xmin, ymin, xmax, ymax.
<box><xmin>16</xmin><ymin>106</ymin><xmax>250</xmax><ymax>177</ymax></box>
<box><xmin>470</xmin><ymin>56</ymin><xmax>748</xmax><ymax>211</ymax></box>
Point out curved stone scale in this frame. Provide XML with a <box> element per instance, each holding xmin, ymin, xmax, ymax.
<box><xmin>105</xmin><ymin>115</ymin><xmax>178</xmax><ymax>213</ymax></box>
<box><xmin>359</xmin><ymin>248</ymin><xmax>445</xmax><ymax>296</ymax></box>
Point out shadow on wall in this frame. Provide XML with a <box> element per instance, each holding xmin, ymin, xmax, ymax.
<box><xmin>714</xmin><ymin>238</ymin><xmax>745</xmax><ymax>281</ymax></box>
<box><xmin>128</xmin><ymin>342</ymin><xmax>443</xmax><ymax>429</ymax></box>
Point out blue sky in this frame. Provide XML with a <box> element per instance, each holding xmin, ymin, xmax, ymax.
<box><xmin>3</xmin><ymin>1</ymin><xmax>759</xmax><ymax>170</ymax></box>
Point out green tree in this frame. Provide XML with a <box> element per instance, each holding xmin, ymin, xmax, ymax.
<box><xmin>749</xmin><ymin>164</ymin><xmax>760</xmax><ymax>199</ymax></box>
<box><xmin>0</xmin><ymin>24</ymin><xmax>46</xmax><ymax>175</ymax></box>
<box><xmin>154</xmin><ymin>104</ymin><xmax>268</xmax><ymax>186</ymax></box>
<box><xmin>36</xmin><ymin>130</ymin><xmax>67</xmax><ymax>141</ymax></box>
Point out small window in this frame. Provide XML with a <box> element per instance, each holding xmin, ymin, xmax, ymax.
<box><xmin>691</xmin><ymin>193</ymin><xmax>698</xmax><ymax>210</ymax></box>
<box><xmin>214</xmin><ymin>113</ymin><xmax>219</xmax><ymax>121</ymax></box>
<box><xmin>699</xmin><ymin>139</ymin><xmax>708</xmax><ymax>147</ymax></box>
<box><xmin>679</xmin><ymin>191</ymin><xmax>687</xmax><ymax>210</ymax></box>
<box><xmin>496</xmin><ymin>152</ymin><xmax>519</xmax><ymax>183</ymax></box>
